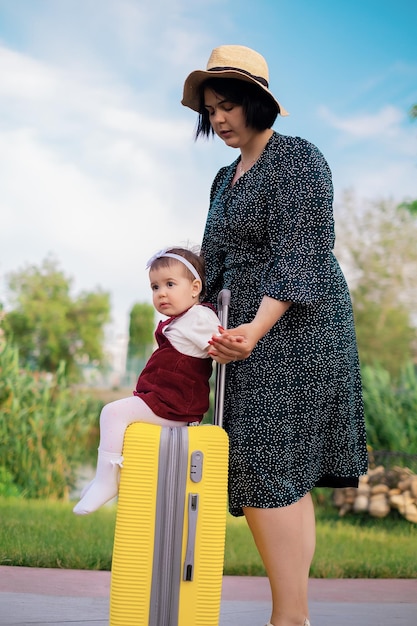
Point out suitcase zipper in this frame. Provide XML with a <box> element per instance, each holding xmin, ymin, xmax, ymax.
<box><xmin>149</xmin><ymin>427</ymin><xmax>188</xmax><ymax>626</ymax></box>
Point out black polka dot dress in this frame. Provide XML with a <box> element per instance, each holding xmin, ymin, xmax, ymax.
<box><xmin>201</xmin><ymin>131</ymin><xmax>368</xmax><ymax>517</ymax></box>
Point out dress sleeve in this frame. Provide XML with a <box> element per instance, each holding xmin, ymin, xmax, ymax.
<box><xmin>164</xmin><ymin>306</ymin><xmax>221</xmax><ymax>358</ymax></box>
<box><xmin>261</xmin><ymin>137</ymin><xmax>335</xmax><ymax>304</ymax></box>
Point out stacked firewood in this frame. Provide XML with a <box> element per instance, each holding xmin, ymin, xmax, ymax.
<box><xmin>332</xmin><ymin>465</ymin><xmax>417</xmax><ymax>523</ymax></box>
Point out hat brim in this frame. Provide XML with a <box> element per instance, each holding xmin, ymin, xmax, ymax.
<box><xmin>181</xmin><ymin>68</ymin><xmax>289</xmax><ymax>116</ymax></box>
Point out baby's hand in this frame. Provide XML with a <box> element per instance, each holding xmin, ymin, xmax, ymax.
<box><xmin>227</xmin><ymin>335</ymin><xmax>246</xmax><ymax>343</ymax></box>
<box><xmin>210</xmin><ymin>327</ymin><xmax>246</xmax><ymax>344</ymax></box>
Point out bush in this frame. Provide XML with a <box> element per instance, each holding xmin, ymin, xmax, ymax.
<box><xmin>0</xmin><ymin>466</ymin><xmax>22</xmax><ymax>497</ymax></box>
<box><xmin>0</xmin><ymin>340</ymin><xmax>101</xmax><ymax>499</ymax></box>
<box><xmin>362</xmin><ymin>362</ymin><xmax>417</xmax><ymax>454</ymax></box>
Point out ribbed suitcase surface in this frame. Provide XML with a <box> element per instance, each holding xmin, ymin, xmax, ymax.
<box><xmin>110</xmin><ymin>421</ymin><xmax>229</xmax><ymax>626</ymax></box>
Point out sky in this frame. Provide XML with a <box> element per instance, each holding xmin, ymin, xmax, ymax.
<box><xmin>0</xmin><ymin>0</ymin><xmax>416</xmax><ymax>357</ymax></box>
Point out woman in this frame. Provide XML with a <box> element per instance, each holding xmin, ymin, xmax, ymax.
<box><xmin>181</xmin><ymin>45</ymin><xmax>368</xmax><ymax>626</ymax></box>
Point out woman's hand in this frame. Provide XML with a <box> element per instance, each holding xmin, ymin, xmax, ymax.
<box><xmin>208</xmin><ymin>324</ymin><xmax>258</xmax><ymax>364</ymax></box>
<box><xmin>208</xmin><ymin>297</ymin><xmax>292</xmax><ymax>364</ymax></box>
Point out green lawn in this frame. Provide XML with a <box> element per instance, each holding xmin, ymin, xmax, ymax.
<box><xmin>1</xmin><ymin>496</ymin><xmax>416</xmax><ymax>577</ymax></box>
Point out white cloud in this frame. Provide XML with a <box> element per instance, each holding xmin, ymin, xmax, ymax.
<box><xmin>318</xmin><ymin>103</ymin><xmax>417</xmax><ymax>203</ymax></box>
<box><xmin>0</xmin><ymin>34</ymin><xmax>223</xmax><ymax>335</ymax></box>
<box><xmin>0</xmin><ymin>45</ymin><xmax>57</xmax><ymax>99</ymax></box>
<box><xmin>333</xmin><ymin>157</ymin><xmax>417</xmax><ymax>205</ymax></box>
<box><xmin>2</xmin><ymin>0</ymin><xmax>415</xmax><ymax>343</ymax></box>
<box><xmin>0</xmin><ymin>121</ymin><xmax>211</xmax><ymax>331</ymax></box>
<box><xmin>318</xmin><ymin>104</ymin><xmax>405</xmax><ymax>139</ymax></box>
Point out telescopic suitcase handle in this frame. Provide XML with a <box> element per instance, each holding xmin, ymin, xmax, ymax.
<box><xmin>183</xmin><ymin>290</ymin><xmax>230</xmax><ymax>585</ymax></box>
<box><xmin>213</xmin><ymin>289</ymin><xmax>231</xmax><ymax>429</ymax></box>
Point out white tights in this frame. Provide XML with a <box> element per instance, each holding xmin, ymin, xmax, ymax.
<box><xmin>98</xmin><ymin>396</ymin><xmax>186</xmax><ymax>452</ymax></box>
<box><xmin>73</xmin><ymin>396</ymin><xmax>186</xmax><ymax>515</ymax></box>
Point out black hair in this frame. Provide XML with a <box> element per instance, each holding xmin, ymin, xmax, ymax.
<box><xmin>195</xmin><ymin>77</ymin><xmax>279</xmax><ymax>139</ymax></box>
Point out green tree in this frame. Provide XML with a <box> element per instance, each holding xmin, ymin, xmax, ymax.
<box><xmin>125</xmin><ymin>302</ymin><xmax>155</xmax><ymax>384</ymax></box>
<box><xmin>400</xmin><ymin>198</ymin><xmax>417</xmax><ymax>217</ymax></box>
<box><xmin>352</xmin><ymin>299</ymin><xmax>414</xmax><ymax>374</ymax></box>
<box><xmin>2</xmin><ymin>257</ymin><xmax>111</xmax><ymax>380</ymax></box>
<box><xmin>410</xmin><ymin>104</ymin><xmax>417</xmax><ymax>120</ymax></box>
<box><xmin>335</xmin><ymin>195</ymin><xmax>417</xmax><ymax>377</ymax></box>
<box><xmin>128</xmin><ymin>302</ymin><xmax>155</xmax><ymax>360</ymax></box>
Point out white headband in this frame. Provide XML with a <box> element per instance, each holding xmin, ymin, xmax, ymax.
<box><xmin>146</xmin><ymin>249</ymin><xmax>201</xmax><ymax>283</ymax></box>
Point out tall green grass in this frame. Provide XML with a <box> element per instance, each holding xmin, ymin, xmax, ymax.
<box><xmin>1</xmin><ymin>497</ymin><xmax>416</xmax><ymax>578</ymax></box>
<box><xmin>0</xmin><ymin>342</ymin><xmax>101</xmax><ymax>498</ymax></box>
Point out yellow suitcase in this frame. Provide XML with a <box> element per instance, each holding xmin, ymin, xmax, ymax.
<box><xmin>109</xmin><ymin>290</ymin><xmax>230</xmax><ymax>626</ymax></box>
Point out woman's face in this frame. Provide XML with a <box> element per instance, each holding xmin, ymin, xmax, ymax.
<box><xmin>203</xmin><ymin>87</ymin><xmax>257</xmax><ymax>149</ymax></box>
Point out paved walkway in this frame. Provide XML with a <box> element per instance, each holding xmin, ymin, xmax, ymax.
<box><xmin>0</xmin><ymin>566</ymin><xmax>416</xmax><ymax>625</ymax></box>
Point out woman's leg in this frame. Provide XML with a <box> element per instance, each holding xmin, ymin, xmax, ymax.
<box><xmin>243</xmin><ymin>493</ymin><xmax>315</xmax><ymax>626</ymax></box>
<box><xmin>73</xmin><ymin>396</ymin><xmax>185</xmax><ymax>515</ymax></box>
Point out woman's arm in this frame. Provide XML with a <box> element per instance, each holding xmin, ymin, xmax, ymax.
<box><xmin>208</xmin><ymin>296</ymin><xmax>292</xmax><ymax>364</ymax></box>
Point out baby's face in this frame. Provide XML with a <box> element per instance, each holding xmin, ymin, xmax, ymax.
<box><xmin>149</xmin><ymin>263</ymin><xmax>200</xmax><ymax>316</ymax></box>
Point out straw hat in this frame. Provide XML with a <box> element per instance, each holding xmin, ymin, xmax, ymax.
<box><xmin>181</xmin><ymin>44</ymin><xmax>289</xmax><ymax>116</ymax></box>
